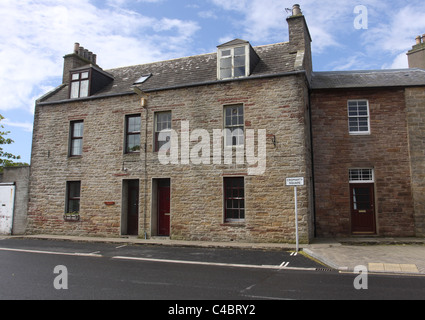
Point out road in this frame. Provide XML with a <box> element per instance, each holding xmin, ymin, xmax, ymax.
<box><xmin>0</xmin><ymin>238</ymin><xmax>424</xmax><ymax>304</ymax></box>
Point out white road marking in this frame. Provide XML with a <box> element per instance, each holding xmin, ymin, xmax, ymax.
<box><xmin>0</xmin><ymin>247</ymin><xmax>103</xmax><ymax>258</ymax></box>
<box><xmin>112</xmin><ymin>256</ymin><xmax>316</xmax><ymax>271</ymax></box>
<box><xmin>0</xmin><ymin>247</ymin><xmax>317</xmax><ymax>271</ymax></box>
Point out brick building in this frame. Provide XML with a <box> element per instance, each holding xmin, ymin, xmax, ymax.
<box><xmin>27</xmin><ymin>5</ymin><xmax>425</xmax><ymax>241</ymax></box>
<box><xmin>311</xmin><ymin>70</ymin><xmax>425</xmax><ymax>237</ymax></box>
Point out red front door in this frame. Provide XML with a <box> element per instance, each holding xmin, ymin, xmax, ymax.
<box><xmin>157</xmin><ymin>179</ymin><xmax>170</xmax><ymax>236</ymax></box>
<box><xmin>350</xmin><ymin>184</ymin><xmax>376</xmax><ymax>234</ymax></box>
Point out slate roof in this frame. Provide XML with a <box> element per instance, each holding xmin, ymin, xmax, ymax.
<box><xmin>311</xmin><ymin>69</ymin><xmax>425</xmax><ymax>89</ymax></box>
<box><xmin>39</xmin><ymin>41</ymin><xmax>297</xmax><ymax>104</ymax></box>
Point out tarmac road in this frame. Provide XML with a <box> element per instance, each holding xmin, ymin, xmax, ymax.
<box><xmin>0</xmin><ymin>238</ymin><xmax>424</xmax><ymax>301</ymax></box>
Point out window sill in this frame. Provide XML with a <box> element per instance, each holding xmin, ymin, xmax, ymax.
<box><xmin>349</xmin><ymin>132</ymin><xmax>371</xmax><ymax>136</ymax></box>
<box><xmin>64</xmin><ymin>214</ymin><xmax>80</xmax><ymax>222</ymax></box>
<box><xmin>221</xmin><ymin>221</ymin><xmax>245</xmax><ymax>227</ymax></box>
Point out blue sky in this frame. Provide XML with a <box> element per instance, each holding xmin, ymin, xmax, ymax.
<box><xmin>1</xmin><ymin>0</ymin><xmax>424</xmax><ymax>164</ymax></box>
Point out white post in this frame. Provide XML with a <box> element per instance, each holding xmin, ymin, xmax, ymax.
<box><xmin>294</xmin><ymin>186</ymin><xmax>299</xmax><ymax>252</ymax></box>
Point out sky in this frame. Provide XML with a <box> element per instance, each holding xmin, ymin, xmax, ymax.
<box><xmin>0</xmin><ymin>0</ymin><xmax>424</xmax><ymax>164</ymax></box>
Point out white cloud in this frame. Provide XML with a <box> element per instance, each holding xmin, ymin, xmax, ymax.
<box><xmin>2</xmin><ymin>119</ymin><xmax>33</xmax><ymax>133</ymax></box>
<box><xmin>209</xmin><ymin>0</ymin><xmax>425</xmax><ymax>70</ymax></box>
<box><xmin>0</xmin><ymin>0</ymin><xmax>200</xmax><ymax>114</ymax></box>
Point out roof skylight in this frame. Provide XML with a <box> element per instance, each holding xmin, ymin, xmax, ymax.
<box><xmin>134</xmin><ymin>74</ymin><xmax>152</xmax><ymax>84</ymax></box>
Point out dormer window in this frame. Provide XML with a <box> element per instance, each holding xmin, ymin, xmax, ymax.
<box><xmin>68</xmin><ymin>65</ymin><xmax>114</xmax><ymax>100</ymax></box>
<box><xmin>70</xmin><ymin>70</ymin><xmax>90</xmax><ymax>99</ymax></box>
<box><xmin>219</xmin><ymin>46</ymin><xmax>246</xmax><ymax>79</ymax></box>
<box><xmin>217</xmin><ymin>39</ymin><xmax>259</xmax><ymax>80</ymax></box>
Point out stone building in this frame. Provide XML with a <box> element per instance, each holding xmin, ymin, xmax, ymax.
<box><xmin>28</xmin><ymin>5</ymin><xmax>315</xmax><ymax>243</ymax></box>
<box><xmin>27</xmin><ymin>5</ymin><xmax>425</xmax><ymax>241</ymax></box>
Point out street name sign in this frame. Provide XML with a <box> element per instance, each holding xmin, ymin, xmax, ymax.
<box><xmin>285</xmin><ymin>177</ymin><xmax>304</xmax><ymax>252</ymax></box>
<box><xmin>286</xmin><ymin>177</ymin><xmax>304</xmax><ymax>186</ymax></box>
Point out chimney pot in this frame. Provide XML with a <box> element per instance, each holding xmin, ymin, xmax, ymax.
<box><xmin>78</xmin><ymin>46</ymin><xmax>85</xmax><ymax>57</ymax></box>
<box><xmin>416</xmin><ymin>36</ymin><xmax>422</xmax><ymax>45</ymax></box>
<box><xmin>74</xmin><ymin>43</ymin><xmax>80</xmax><ymax>54</ymax></box>
<box><xmin>292</xmin><ymin>4</ymin><xmax>302</xmax><ymax>16</ymax></box>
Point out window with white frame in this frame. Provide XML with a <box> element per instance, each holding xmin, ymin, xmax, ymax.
<box><xmin>155</xmin><ymin>111</ymin><xmax>172</xmax><ymax>152</ymax></box>
<box><xmin>218</xmin><ymin>46</ymin><xmax>247</xmax><ymax>80</ymax></box>
<box><xmin>349</xmin><ymin>168</ymin><xmax>374</xmax><ymax>183</ymax></box>
<box><xmin>348</xmin><ymin>100</ymin><xmax>370</xmax><ymax>134</ymax></box>
<box><xmin>224</xmin><ymin>104</ymin><xmax>244</xmax><ymax>147</ymax></box>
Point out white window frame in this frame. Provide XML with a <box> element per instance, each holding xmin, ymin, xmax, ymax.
<box><xmin>224</xmin><ymin>104</ymin><xmax>244</xmax><ymax>147</ymax></box>
<box><xmin>349</xmin><ymin>168</ymin><xmax>374</xmax><ymax>184</ymax></box>
<box><xmin>348</xmin><ymin>100</ymin><xmax>370</xmax><ymax>135</ymax></box>
<box><xmin>218</xmin><ymin>45</ymin><xmax>249</xmax><ymax>80</ymax></box>
<box><xmin>154</xmin><ymin>111</ymin><xmax>172</xmax><ymax>152</ymax></box>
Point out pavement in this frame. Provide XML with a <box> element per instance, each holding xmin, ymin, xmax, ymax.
<box><xmin>4</xmin><ymin>234</ymin><xmax>425</xmax><ymax>275</ymax></box>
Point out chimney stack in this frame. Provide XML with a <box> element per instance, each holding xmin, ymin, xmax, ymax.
<box><xmin>62</xmin><ymin>43</ymin><xmax>99</xmax><ymax>84</ymax></box>
<box><xmin>407</xmin><ymin>34</ymin><xmax>425</xmax><ymax>69</ymax></box>
<box><xmin>286</xmin><ymin>4</ymin><xmax>312</xmax><ymax>79</ymax></box>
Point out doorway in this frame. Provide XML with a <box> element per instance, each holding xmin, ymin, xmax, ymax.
<box><xmin>122</xmin><ymin>180</ymin><xmax>139</xmax><ymax>236</ymax></box>
<box><xmin>350</xmin><ymin>183</ymin><xmax>376</xmax><ymax>235</ymax></box>
<box><xmin>152</xmin><ymin>178</ymin><xmax>171</xmax><ymax>236</ymax></box>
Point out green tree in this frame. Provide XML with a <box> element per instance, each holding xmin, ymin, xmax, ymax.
<box><xmin>0</xmin><ymin>114</ymin><xmax>27</xmax><ymax>172</ymax></box>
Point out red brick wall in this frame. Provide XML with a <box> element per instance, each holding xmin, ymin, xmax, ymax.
<box><xmin>311</xmin><ymin>88</ymin><xmax>415</xmax><ymax>237</ymax></box>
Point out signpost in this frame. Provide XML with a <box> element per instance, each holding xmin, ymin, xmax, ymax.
<box><xmin>286</xmin><ymin>177</ymin><xmax>304</xmax><ymax>252</ymax></box>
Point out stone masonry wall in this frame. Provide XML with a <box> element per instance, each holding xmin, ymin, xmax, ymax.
<box><xmin>27</xmin><ymin>75</ymin><xmax>314</xmax><ymax>243</ymax></box>
<box><xmin>311</xmin><ymin>88</ymin><xmax>415</xmax><ymax>237</ymax></box>
<box><xmin>406</xmin><ymin>87</ymin><xmax>425</xmax><ymax>237</ymax></box>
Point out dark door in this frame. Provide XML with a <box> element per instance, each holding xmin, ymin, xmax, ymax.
<box><xmin>157</xmin><ymin>179</ymin><xmax>171</xmax><ymax>236</ymax></box>
<box><xmin>127</xmin><ymin>180</ymin><xmax>139</xmax><ymax>236</ymax></box>
<box><xmin>350</xmin><ymin>184</ymin><xmax>376</xmax><ymax>234</ymax></box>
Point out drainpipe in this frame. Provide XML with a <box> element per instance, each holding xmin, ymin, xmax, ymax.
<box><xmin>143</xmin><ymin>101</ymin><xmax>148</xmax><ymax>240</ymax></box>
<box><xmin>133</xmin><ymin>86</ymin><xmax>149</xmax><ymax>239</ymax></box>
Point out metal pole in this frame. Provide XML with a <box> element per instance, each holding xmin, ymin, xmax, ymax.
<box><xmin>295</xmin><ymin>186</ymin><xmax>299</xmax><ymax>252</ymax></box>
